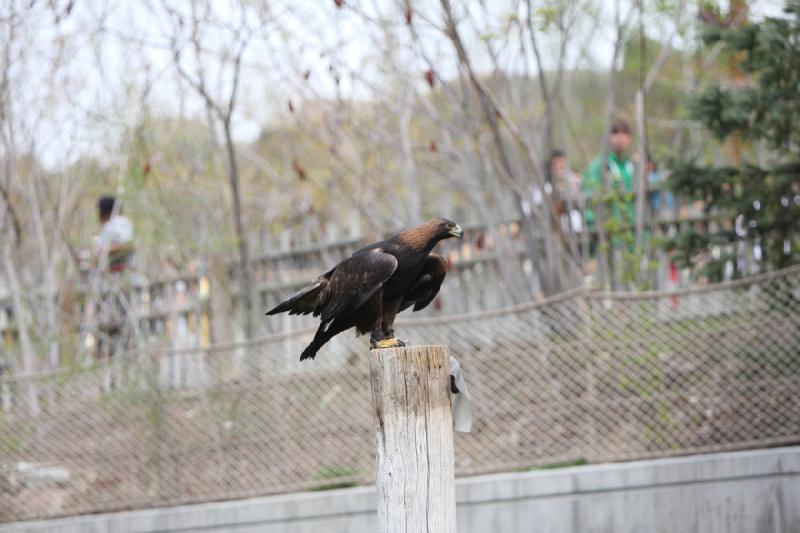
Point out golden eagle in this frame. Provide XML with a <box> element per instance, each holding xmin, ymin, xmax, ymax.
<box><xmin>266</xmin><ymin>218</ymin><xmax>464</xmax><ymax>360</ymax></box>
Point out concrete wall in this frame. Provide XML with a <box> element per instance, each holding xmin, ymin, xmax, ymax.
<box><xmin>2</xmin><ymin>447</ymin><xmax>798</xmax><ymax>533</ymax></box>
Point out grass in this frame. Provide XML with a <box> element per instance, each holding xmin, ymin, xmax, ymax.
<box><xmin>517</xmin><ymin>458</ymin><xmax>589</xmax><ymax>472</ymax></box>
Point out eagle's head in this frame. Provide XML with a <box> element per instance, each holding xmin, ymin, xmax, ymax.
<box><xmin>431</xmin><ymin>217</ymin><xmax>464</xmax><ymax>240</ymax></box>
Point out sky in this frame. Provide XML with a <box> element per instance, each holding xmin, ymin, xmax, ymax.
<box><xmin>2</xmin><ymin>0</ymin><xmax>787</xmax><ymax>172</ymax></box>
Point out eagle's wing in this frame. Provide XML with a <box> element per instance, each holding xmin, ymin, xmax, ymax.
<box><xmin>265</xmin><ymin>267</ymin><xmax>335</xmax><ymax>316</ymax></box>
<box><xmin>266</xmin><ymin>249</ymin><xmax>397</xmax><ymax>325</ymax></box>
<box><xmin>317</xmin><ymin>249</ymin><xmax>397</xmax><ymax>326</ymax></box>
<box><xmin>400</xmin><ymin>254</ymin><xmax>447</xmax><ymax>312</ymax></box>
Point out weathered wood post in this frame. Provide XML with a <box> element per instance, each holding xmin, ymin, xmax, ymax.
<box><xmin>369</xmin><ymin>345</ymin><xmax>457</xmax><ymax>533</ymax></box>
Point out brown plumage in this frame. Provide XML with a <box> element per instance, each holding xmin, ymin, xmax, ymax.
<box><xmin>266</xmin><ymin>218</ymin><xmax>463</xmax><ymax>360</ymax></box>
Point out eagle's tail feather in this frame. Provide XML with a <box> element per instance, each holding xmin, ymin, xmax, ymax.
<box><xmin>266</xmin><ymin>281</ymin><xmax>322</xmax><ymax>316</ymax></box>
<box><xmin>300</xmin><ymin>319</ymin><xmax>350</xmax><ymax>361</ymax></box>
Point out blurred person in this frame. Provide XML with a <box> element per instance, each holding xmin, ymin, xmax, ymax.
<box><xmin>549</xmin><ymin>149</ymin><xmax>584</xmax><ymax>234</ymax></box>
<box><xmin>583</xmin><ymin>120</ymin><xmax>636</xmax><ymax>231</ymax></box>
<box><xmin>93</xmin><ymin>196</ymin><xmax>135</xmax><ymax>376</ymax></box>
<box><xmin>95</xmin><ymin>195</ymin><xmax>134</xmax><ymax>272</ymax></box>
<box><xmin>645</xmin><ymin>157</ymin><xmax>676</xmax><ymax>218</ymax></box>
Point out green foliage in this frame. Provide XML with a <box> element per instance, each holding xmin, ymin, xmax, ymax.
<box><xmin>517</xmin><ymin>458</ymin><xmax>588</xmax><ymax>472</ymax></box>
<box><xmin>665</xmin><ymin>2</ymin><xmax>800</xmax><ymax>279</ymax></box>
<box><xmin>534</xmin><ymin>6</ymin><xmax>559</xmax><ymax>31</ymax></box>
<box><xmin>310</xmin><ymin>464</ymin><xmax>360</xmax><ymax>491</ymax></box>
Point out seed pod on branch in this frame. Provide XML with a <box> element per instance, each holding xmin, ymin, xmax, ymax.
<box><xmin>292</xmin><ymin>159</ymin><xmax>307</xmax><ymax>181</ymax></box>
<box><xmin>424</xmin><ymin>69</ymin><xmax>435</xmax><ymax>88</ymax></box>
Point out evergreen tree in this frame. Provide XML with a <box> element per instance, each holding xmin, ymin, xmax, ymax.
<box><xmin>666</xmin><ymin>1</ymin><xmax>800</xmax><ymax>280</ymax></box>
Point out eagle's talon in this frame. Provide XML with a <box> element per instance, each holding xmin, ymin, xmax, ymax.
<box><xmin>372</xmin><ymin>337</ymin><xmax>404</xmax><ymax>349</ymax></box>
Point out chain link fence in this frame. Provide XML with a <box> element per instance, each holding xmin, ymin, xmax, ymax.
<box><xmin>1</xmin><ymin>265</ymin><xmax>799</xmax><ymax>521</ymax></box>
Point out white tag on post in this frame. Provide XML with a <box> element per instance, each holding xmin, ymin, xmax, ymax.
<box><xmin>448</xmin><ymin>355</ymin><xmax>472</xmax><ymax>433</ymax></box>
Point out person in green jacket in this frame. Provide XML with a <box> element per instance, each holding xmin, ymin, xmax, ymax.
<box><xmin>583</xmin><ymin>120</ymin><xmax>636</xmax><ymax>231</ymax></box>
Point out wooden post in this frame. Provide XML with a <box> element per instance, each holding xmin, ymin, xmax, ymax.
<box><xmin>369</xmin><ymin>345</ymin><xmax>457</xmax><ymax>533</ymax></box>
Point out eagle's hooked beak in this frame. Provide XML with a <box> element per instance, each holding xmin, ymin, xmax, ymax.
<box><xmin>449</xmin><ymin>224</ymin><xmax>464</xmax><ymax>239</ymax></box>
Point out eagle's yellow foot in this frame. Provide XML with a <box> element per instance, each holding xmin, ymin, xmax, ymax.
<box><xmin>371</xmin><ymin>337</ymin><xmax>406</xmax><ymax>349</ymax></box>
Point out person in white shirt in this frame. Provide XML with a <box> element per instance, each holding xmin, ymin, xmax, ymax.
<box><xmin>93</xmin><ymin>196</ymin><xmax>135</xmax><ymax>368</ymax></box>
<box><xmin>95</xmin><ymin>196</ymin><xmax>134</xmax><ymax>272</ymax></box>
<box><xmin>550</xmin><ymin>149</ymin><xmax>584</xmax><ymax>233</ymax></box>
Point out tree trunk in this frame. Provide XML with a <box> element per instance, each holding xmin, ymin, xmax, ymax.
<box><xmin>595</xmin><ymin>15</ymin><xmax>629</xmax><ymax>291</ymax></box>
<box><xmin>400</xmin><ymin>90</ymin><xmax>422</xmax><ymax>225</ymax></box>
<box><xmin>3</xmin><ymin>246</ymin><xmax>39</xmax><ymax>416</ymax></box>
<box><xmin>634</xmin><ymin>90</ymin><xmax>648</xmax><ymax>251</ymax></box>
<box><xmin>223</xmin><ymin>122</ymin><xmax>254</xmax><ymax>341</ymax></box>
<box><xmin>370</xmin><ymin>345</ymin><xmax>456</xmax><ymax>533</ymax></box>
